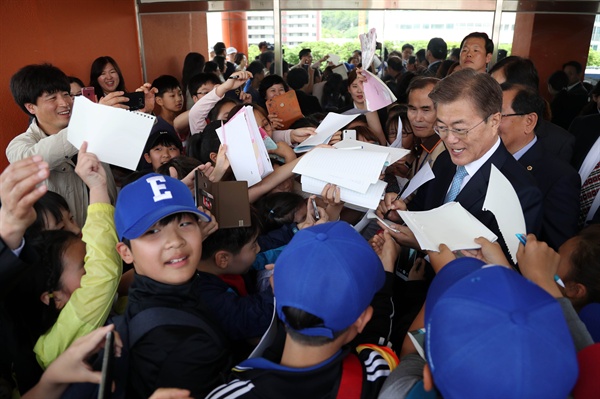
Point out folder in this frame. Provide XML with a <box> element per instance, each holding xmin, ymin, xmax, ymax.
<box><xmin>266</xmin><ymin>90</ymin><xmax>303</xmax><ymax>130</ymax></box>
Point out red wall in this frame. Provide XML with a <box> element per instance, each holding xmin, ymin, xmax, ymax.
<box><xmin>0</xmin><ymin>0</ymin><xmax>143</xmax><ymax>170</ymax></box>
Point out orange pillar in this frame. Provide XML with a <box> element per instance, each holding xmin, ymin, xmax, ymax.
<box><xmin>512</xmin><ymin>13</ymin><xmax>595</xmax><ymax>101</ymax></box>
<box><xmin>221</xmin><ymin>12</ymin><xmax>248</xmax><ymax>56</ymax></box>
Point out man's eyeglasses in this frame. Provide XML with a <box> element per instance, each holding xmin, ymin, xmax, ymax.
<box><xmin>501</xmin><ymin>113</ymin><xmax>527</xmax><ymax>118</ymax></box>
<box><xmin>434</xmin><ymin>115</ymin><xmax>491</xmax><ymax>138</ymax></box>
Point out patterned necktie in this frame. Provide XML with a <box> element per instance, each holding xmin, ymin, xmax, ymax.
<box><xmin>445</xmin><ymin>166</ymin><xmax>468</xmax><ymax>203</ymax></box>
<box><xmin>579</xmin><ymin>160</ymin><xmax>600</xmax><ymax>227</ymax></box>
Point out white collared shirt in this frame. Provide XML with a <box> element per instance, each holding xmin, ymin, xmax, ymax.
<box><xmin>452</xmin><ymin>137</ymin><xmax>501</xmax><ymax>193</ymax></box>
<box><xmin>513</xmin><ymin>135</ymin><xmax>538</xmax><ymax>161</ymax></box>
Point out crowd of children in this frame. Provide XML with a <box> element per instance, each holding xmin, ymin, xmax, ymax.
<box><xmin>1</xmin><ymin>34</ymin><xmax>599</xmax><ymax>399</ymax></box>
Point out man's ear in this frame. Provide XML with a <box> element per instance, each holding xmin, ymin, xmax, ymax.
<box><xmin>24</xmin><ymin>102</ymin><xmax>37</xmax><ymax>115</ymax></box>
<box><xmin>485</xmin><ymin>52</ymin><xmax>493</xmax><ymax>65</ymax></box>
<box><xmin>354</xmin><ymin>305</ymin><xmax>374</xmax><ymax>334</ymax></box>
<box><xmin>490</xmin><ymin>112</ymin><xmax>502</xmax><ymax>128</ymax></box>
<box><xmin>423</xmin><ymin>363</ymin><xmax>434</xmax><ymax>391</ymax></box>
<box><xmin>524</xmin><ymin>112</ymin><xmax>538</xmax><ymax>135</ymax></box>
<box><xmin>214</xmin><ymin>251</ymin><xmax>231</xmax><ymax>269</ymax></box>
<box><xmin>116</xmin><ymin>242</ymin><xmax>134</xmax><ymax>264</ymax></box>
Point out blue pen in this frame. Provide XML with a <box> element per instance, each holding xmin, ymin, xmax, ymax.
<box><xmin>515</xmin><ymin>234</ymin><xmax>565</xmax><ymax>288</ymax></box>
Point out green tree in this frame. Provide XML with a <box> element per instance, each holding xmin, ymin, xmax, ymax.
<box><xmin>588</xmin><ymin>47</ymin><xmax>600</xmax><ymax>67</ymax></box>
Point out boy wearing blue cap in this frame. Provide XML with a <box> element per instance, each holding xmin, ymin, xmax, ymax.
<box><xmin>114</xmin><ymin>173</ymin><xmax>231</xmax><ymax>399</ymax></box>
<box><xmin>379</xmin><ymin>239</ymin><xmax>589</xmax><ymax>399</ymax></box>
<box><xmin>206</xmin><ymin>222</ymin><xmax>399</xmax><ymax>399</ymax></box>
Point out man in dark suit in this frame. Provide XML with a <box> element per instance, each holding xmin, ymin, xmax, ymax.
<box><xmin>499</xmin><ymin>83</ymin><xmax>580</xmax><ymax>249</ymax></box>
<box><xmin>425</xmin><ymin>38</ymin><xmax>447</xmax><ymax>76</ymax></box>
<box><xmin>378</xmin><ymin>69</ymin><xmax>543</xmax><ymax>260</ymax></box>
<box><xmin>570</xmin><ymin>114</ymin><xmax>600</xmax><ymax>226</ymax></box>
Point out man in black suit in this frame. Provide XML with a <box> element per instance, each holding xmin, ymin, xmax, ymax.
<box><xmin>570</xmin><ymin>113</ymin><xmax>600</xmax><ymax>226</ymax></box>
<box><xmin>425</xmin><ymin>38</ymin><xmax>447</xmax><ymax>76</ymax></box>
<box><xmin>378</xmin><ymin>69</ymin><xmax>543</xmax><ymax>260</ymax></box>
<box><xmin>499</xmin><ymin>83</ymin><xmax>580</xmax><ymax>249</ymax></box>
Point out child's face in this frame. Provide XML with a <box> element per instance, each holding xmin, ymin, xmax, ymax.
<box><xmin>44</xmin><ymin>208</ymin><xmax>81</xmax><ymax>237</ymax></box>
<box><xmin>144</xmin><ymin>142</ymin><xmax>181</xmax><ymax>171</ymax></box>
<box><xmin>121</xmin><ymin>214</ymin><xmax>203</xmax><ymax>285</ymax></box>
<box><xmin>158</xmin><ymin>88</ymin><xmax>184</xmax><ymax>113</ymax></box>
<box><xmin>226</xmin><ymin>236</ymin><xmax>260</xmax><ymax>275</ymax></box>
<box><xmin>193</xmin><ymin>83</ymin><xmax>216</xmax><ymax>102</ymax></box>
<box><xmin>253</xmin><ymin>110</ymin><xmax>273</xmax><ymax>137</ymax></box>
<box><xmin>54</xmin><ymin>238</ymin><xmax>86</xmax><ymax>309</ymax></box>
<box><xmin>217</xmin><ymin>102</ymin><xmax>236</xmax><ymax>121</ymax></box>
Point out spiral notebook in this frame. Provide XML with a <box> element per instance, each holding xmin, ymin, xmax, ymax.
<box><xmin>67</xmin><ymin>96</ymin><xmax>155</xmax><ymax>171</ymax></box>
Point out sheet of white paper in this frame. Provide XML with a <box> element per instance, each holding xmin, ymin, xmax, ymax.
<box><xmin>216</xmin><ymin>107</ymin><xmax>273</xmax><ymax>187</ymax></box>
<box><xmin>332</xmin><ymin>64</ymin><xmax>349</xmax><ymax>80</ymax></box>
<box><xmin>334</xmin><ymin>139</ymin><xmax>410</xmax><ymax>165</ymax></box>
<box><xmin>362</xmin><ymin>69</ymin><xmax>397</xmax><ymax>111</ymax></box>
<box><xmin>401</xmin><ymin>162</ymin><xmax>435</xmax><ymax>200</ymax></box>
<box><xmin>293</xmin><ymin>147</ymin><xmax>388</xmax><ymax>193</ymax></box>
<box><xmin>389</xmin><ymin>115</ymin><xmax>404</xmax><ymax>148</ymax></box>
<box><xmin>67</xmin><ymin>97</ymin><xmax>155</xmax><ymax>170</ymax></box>
<box><xmin>397</xmin><ymin>202</ymin><xmax>498</xmax><ymax>252</ymax></box>
<box><xmin>328</xmin><ymin>53</ymin><xmax>341</xmax><ymax>65</ymax></box>
<box><xmin>359</xmin><ymin>28</ymin><xmax>377</xmax><ymax>69</ymax></box>
<box><xmin>294</xmin><ymin>112</ymin><xmax>359</xmax><ymax>153</ymax></box>
<box><xmin>482</xmin><ymin>164</ymin><xmax>526</xmax><ymax>264</ymax></box>
<box><xmin>301</xmin><ymin>175</ymin><xmax>387</xmax><ymax>210</ymax></box>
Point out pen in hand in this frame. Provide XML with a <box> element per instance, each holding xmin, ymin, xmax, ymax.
<box><xmin>515</xmin><ymin>234</ymin><xmax>565</xmax><ymax>288</ymax></box>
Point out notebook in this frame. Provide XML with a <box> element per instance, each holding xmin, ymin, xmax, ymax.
<box><xmin>216</xmin><ymin>106</ymin><xmax>274</xmax><ymax>187</ymax></box>
<box><xmin>266</xmin><ymin>90</ymin><xmax>303</xmax><ymax>130</ymax></box>
<box><xmin>67</xmin><ymin>96</ymin><xmax>156</xmax><ymax>171</ymax></box>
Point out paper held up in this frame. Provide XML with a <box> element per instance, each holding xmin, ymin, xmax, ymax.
<box><xmin>400</xmin><ymin>161</ymin><xmax>435</xmax><ymax>200</ymax></box>
<box><xmin>361</xmin><ymin>69</ymin><xmax>397</xmax><ymax>112</ymax></box>
<box><xmin>301</xmin><ymin>175</ymin><xmax>387</xmax><ymax>210</ymax></box>
<box><xmin>293</xmin><ymin>112</ymin><xmax>359</xmax><ymax>153</ymax></box>
<box><xmin>293</xmin><ymin>147</ymin><xmax>389</xmax><ymax>193</ymax></box>
<box><xmin>334</xmin><ymin>139</ymin><xmax>410</xmax><ymax>165</ymax></box>
<box><xmin>397</xmin><ymin>202</ymin><xmax>498</xmax><ymax>252</ymax></box>
<box><xmin>216</xmin><ymin>105</ymin><xmax>273</xmax><ymax>187</ymax></box>
<box><xmin>359</xmin><ymin>28</ymin><xmax>377</xmax><ymax>70</ymax></box>
<box><xmin>67</xmin><ymin>96</ymin><xmax>156</xmax><ymax>171</ymax></box>
<box><xmin>482</xmin><ymin>164</ymin><xmax>526</xmax><ymax>264</ymax></box>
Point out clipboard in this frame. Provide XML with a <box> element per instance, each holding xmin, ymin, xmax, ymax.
<box><xmin>266</xmin><ymin>90</ymin><xmax>303</xmax><ymax>130</ymax></box>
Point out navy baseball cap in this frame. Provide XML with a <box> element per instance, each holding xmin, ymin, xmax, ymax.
<box><xmin>274</xmin><ymin>221</ymin><xmax>385</xmax><ymax>338</ymax></box>
<box><xmin>115</xmin><ymin>173</ymin><xmax>210</xmax><ymax>240</ymax></box>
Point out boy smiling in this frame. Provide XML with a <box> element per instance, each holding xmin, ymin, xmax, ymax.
<box><xmin>114</xmin><ymin>173</ymin><xmax>231</xmax><ymax>398</ymax></box>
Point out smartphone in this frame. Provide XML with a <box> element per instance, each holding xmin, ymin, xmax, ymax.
<box><xmin>194</xmin><ymin>169</ymin><xmax>213</xmax><ymax>210</ymax></box>
<box><xmin>408</xmin><ymin>56</ymin><xmax>416</xmax><ymax>65</ymax></box>
<box><xmin>310</xmin><ymin>198</ymin><xmax>320</xmax><ymax>220</ymax></box>
<box><xmin>124</xmin><ymin>92</ymin><xmax>145</xmax><ymax>111</ymax></box>
<box><xmin>342</xmin><ymin>129</ymin><xmax>356</xmax><ymax>140</ymax></box>
<box><xmin>98</xmin><ymin>331</ymin><xmax>114</xmax><ymax>399</ymax></box>
<box><xmin>81</xmin><ymin>87</ymin><xmax>96</xmax><ymax>102</ymax></box>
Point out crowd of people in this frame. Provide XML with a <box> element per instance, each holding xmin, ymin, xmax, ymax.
<box><xmin>1</xmin><ymin>33</ymin><xmax>599</xmax><ymax>398</ymax></box>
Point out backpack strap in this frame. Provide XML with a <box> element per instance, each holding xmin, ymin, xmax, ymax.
<box><xmin>337</xmin><ymin>352</ymin><xmax>363</xmax><ymax>399</ymax></box>
<box><xmin>128</xmin><ymin>306</ymin><xmax>223</xmax><ymax>348</ymax></box>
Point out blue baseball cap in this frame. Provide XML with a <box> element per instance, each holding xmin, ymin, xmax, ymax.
<box><xmin>425</xmin><ymin>258</ymin><xmax>578</xmax><ymax>399</ymax></box>
<box><xmin>274</xmin><ymin>221</ymin><xmax>385</xmax><ymax>339</ymax></box>
<box><xmin>115</xmin><ymin>173</ymin><xmax>210</xmax><ymax>240</ymax></box>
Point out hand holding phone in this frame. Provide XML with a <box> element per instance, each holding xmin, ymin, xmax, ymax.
<box><xmin>310</xmin><ymin>198</ymin><xmax>320</xmax><ymax>220</ymax></box>
<box><xmin>81</xmin><ymin>87</ymin><xmax>96</xmax><ymax>102</ymax></box>
<box><xmin>123</xmin><ymin>92</ymin><xmax>145</xmax><ymax>111</ymax></box>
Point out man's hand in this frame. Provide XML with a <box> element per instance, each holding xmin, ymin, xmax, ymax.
<box><xmin>371</xmin><ymin>230</ymin><xmax>400</xmax><ymax>273</ymax></box>
<box><xmin>0</xmin><ymin>155</ymin><xmax>49</xmax><ymax>249</ymax></box>
<box><xmin>379</xmin><ymin>222</ymin><xmax>419</xmax><ymax>249</ymax></box>
<box><xmin>375</xmin><ymin>192</ymin><xmax>406</xmax><ymax>223</ymax></box>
